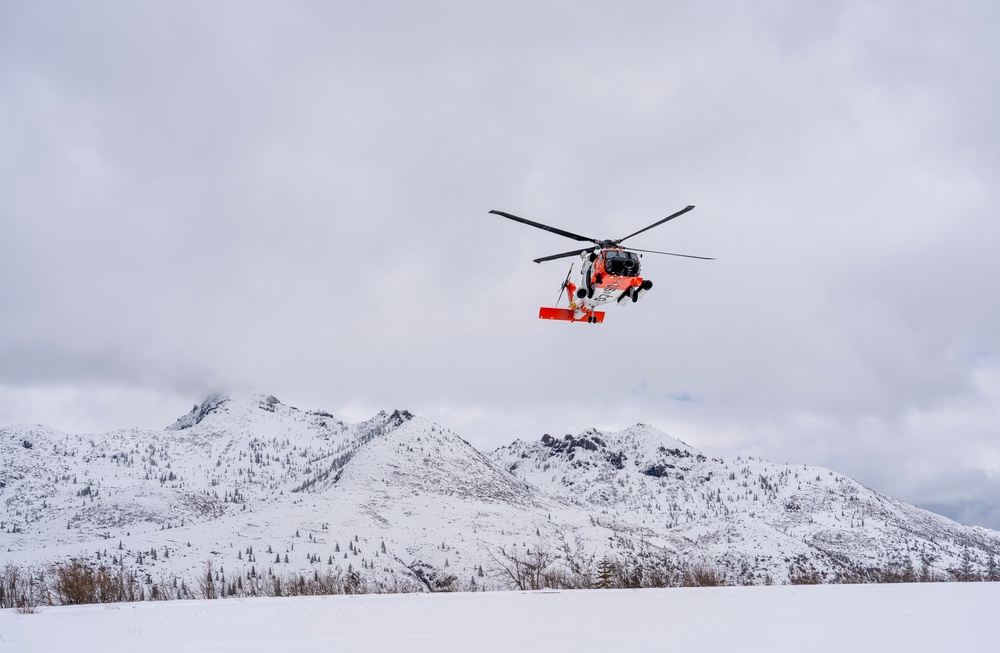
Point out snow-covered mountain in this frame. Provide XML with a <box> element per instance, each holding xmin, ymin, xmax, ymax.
<box><xmin>2</xmin><ymin>394</ymin><xmax>998</xmax><ymax>592</ymax></box>
<box><xmin>493</xmin><ymin>424</ymin><xmax>1000</xmax><ymax>583</ymax></box>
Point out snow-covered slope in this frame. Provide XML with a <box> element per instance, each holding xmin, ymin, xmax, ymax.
<box><xmin>493</xmin><ymin>424</ymin><xmax>1000</xmax><ymax>583</ymax></box>
<box><xmin>2</xmin><ymin>396</ymin><xmax>998</xmax><ymax>591</ymax></box>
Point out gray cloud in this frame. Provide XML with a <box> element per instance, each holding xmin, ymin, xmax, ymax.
<box><xmin>3</xmin><ymin>1</ymin><xmax>1000</xmax><ymax>526</ymax></box>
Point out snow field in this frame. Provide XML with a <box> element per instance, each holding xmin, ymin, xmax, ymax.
<box><xmin>2</xmin><ymin>582</ymin><xmax>999</xmax><ymax>653</ymax></box>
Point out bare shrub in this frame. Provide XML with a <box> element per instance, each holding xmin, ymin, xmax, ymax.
<box><xmin>52</xmin><ymin>559</ymin><xmax>100</xmax><ymax>604</ymax></box>
<box><xmin>682</xmin><ymin>564</ymin><xmax>726</xmax><ymax>587</ymax></box>
<box><xmin>343</xmin><ymin>569</ymin><xmax>365</xmax><ymax>595</ymax></box>
<box><xmin>874</xmin><ymin>560</ymin><xmax>918</xmax><ymax>583</ymax></box>
<box><xmin>1</xmin><ymin>564</ymin><xmax>24</xmax><ymax>609</ymax></box>
<box><xmin>488</xmin><ymin>537</ymin><xmax>560</xmax><ymax>590</ymax></box>
<box><xmin>2</xmin><ymin>560</ymin><xmax>414</xmax><ymax>606</ymax></box>
<box><xmin>197</xmin><ymin>560</ymin><xmax>217</xmax><ymax>599</ymax></box>
<box><xmin>544</xmin><ymin>566</ymin><xmax>592</xmax><ymax>589</ymax></box>
<box><xmin>614</xmin><ymin>559</ymin><xmax>647</xmax><ymax>589</ymax></box>
<box><xmin>789</xmin><ymin>567</ymin><xmax>823</xmax><ymax>585</ymax></box>
<box><xmin>643</xmin><ymin>557</ymin><xmax>682</xmax><ymax>588</ymax></box>
<box><xmin>831</xmin><ymin>558</ymin><xmax>942</xmax><ymax>585</ymax></box>
<box><xmin>51</xmin><ymin>559</ymin><xmax>144</xmax><ymax>605</ymax></box>
<box><xmin>2</xmin><ymin>564</ymin><xmax>45</xmax><ymax>613</ymax></box>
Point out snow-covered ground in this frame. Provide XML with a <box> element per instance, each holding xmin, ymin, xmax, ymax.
<box><xmin>2</xmin><ymin>583</ymin><xmax>998</xmax><ymax>653</ymax></box>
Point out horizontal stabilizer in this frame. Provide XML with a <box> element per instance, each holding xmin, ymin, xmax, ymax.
<box><xmin>538</xmin><ymin>307</ymin><xmax>605</xmax><ymax>323</ymax></box>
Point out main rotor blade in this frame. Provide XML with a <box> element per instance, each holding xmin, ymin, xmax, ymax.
<box><xmin>489</xmin><ymin>210</ymin><xmax>597</xmax><ymax>244</ymax></box>
<box><xmin>628</xmin><ymin>247</ymin><xmax>715</xmax><ymax>260</ymax></box>
<box><xmin>533</xmin><ymin>247</ymin><xmax>595</xmax><ymax>264</ymax></box>
<box><xmin>617</xmin><ymin>205</ymin><xmax>695</xmax><ymax>244</ymax></box>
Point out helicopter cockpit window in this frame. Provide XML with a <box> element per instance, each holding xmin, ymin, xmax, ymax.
<box><xmin>604</xmin><ymin>251</ymin><xmax>640</xmax><ymax>277</ymax></box>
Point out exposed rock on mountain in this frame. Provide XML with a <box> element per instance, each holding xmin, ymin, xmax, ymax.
<box><xmin>493</xmin><ymin>424</ymin><xmax>1000</xmax><ymax>583</ymax></box>
<box><xmin>2</xmin><ymin>396</ymin><xmax>998</xmax><ymax>591</ymax></box>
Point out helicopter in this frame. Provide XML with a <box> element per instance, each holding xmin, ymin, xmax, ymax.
<box><xmin>488</xmin><ymin>205</ymin><xmax>712</xmax><ymax>323</ymax></box>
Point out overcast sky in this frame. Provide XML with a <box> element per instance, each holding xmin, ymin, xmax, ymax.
<box><xmin>2</xmin><ymin>1</ymin><xmax>999</xmax><ymax>528</ymax></box>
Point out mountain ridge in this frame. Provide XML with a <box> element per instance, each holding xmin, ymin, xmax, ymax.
<box><xmin>2</xmin><ymin>393</ymin><xmax>998</xmax><ymax>591</ymax></box>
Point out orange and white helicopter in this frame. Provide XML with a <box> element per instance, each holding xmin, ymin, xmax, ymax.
<box><xmin>488</xmin><ymin>205</ymin><xmax>712</xmax><ymax>324</ymax></box>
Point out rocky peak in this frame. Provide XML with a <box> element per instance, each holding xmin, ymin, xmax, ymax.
<box><xmin>165</xmin><ymin>393</ymin><xmax>231</xmax><ymax>430</ymax></box>
<box><xmin>165</xmin><ymin>393</ymin><xmax>300</xmax><ymax>431</ymax></box>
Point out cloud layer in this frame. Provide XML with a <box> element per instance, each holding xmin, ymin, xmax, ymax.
<box><xmin>2</xmin><ymin>1</ymin><xmax>999</xmax><ymax>526</ymax></box>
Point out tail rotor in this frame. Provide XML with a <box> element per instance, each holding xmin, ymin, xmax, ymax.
<box><xmin>555</xmin><ymin>263</ymin><xmax>574</xmax><ymax>306</ymax></box>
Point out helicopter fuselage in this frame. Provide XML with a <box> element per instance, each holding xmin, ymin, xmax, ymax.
<box><xmin>578</xmin><ymin>249</ymin><xmax>642</xmax><ymax>305</ymax></box>
<box><xmin>540</xmin><ymin>248</ymin><xmax>651</xmax><ymax>323</ymax></box>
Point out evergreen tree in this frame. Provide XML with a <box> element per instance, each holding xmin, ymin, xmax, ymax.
<box><xmin>957</xmin><ymin>548</ymin><xmax>978</xmax><ymax>582</ymax></box>
<box><xmin>987</xmin><ymin>552</ymin><xmax>1000</xmax><ymax>582</ymax></box>
<box><xmin>596</xmin><ymin>556</ymin><xmax>615</xmax><ymax>589</ymax></box>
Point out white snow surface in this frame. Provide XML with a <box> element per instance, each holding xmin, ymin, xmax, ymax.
<box><xmin>2</xmin><ymin>583</ymin><xmax>999</xmax><ymax>652</ymax></box>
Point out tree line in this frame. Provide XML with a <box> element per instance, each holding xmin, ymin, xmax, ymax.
<box><xmin>3</xmin><ymin>543</ymin><xmax>998</xmax><ymax>611</ymax></box>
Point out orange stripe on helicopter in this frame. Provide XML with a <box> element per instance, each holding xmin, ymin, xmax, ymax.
<box><xmin>538</xmin><ymin>307</ymin><xmax>605</xmax><ymax>323</ymax></box>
